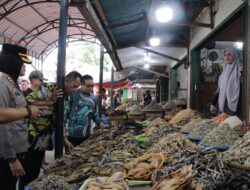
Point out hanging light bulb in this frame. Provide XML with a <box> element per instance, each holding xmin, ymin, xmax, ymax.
<box><xmin>149</xmin><ymin>37</ymin><xmax>160</xmax><ymax>46</ymax></box>
<box><xmin>156</xmin><ymin>6</ymin><xmax>173</xmax><ymax>23</ymax></box>
<box><xmin>235</xmin><ymin>42</ymin><xmax>243</xmax><ymax>50</ymax></box>
<box><xmin>144</xmin><ymin>52</ymin><xmax>151</xmax><ymax>61</ymax></box>
<box><xmin>144</xmin><ymin>63</ymin><xmax>150</xmax><ymax>69</ymax></box>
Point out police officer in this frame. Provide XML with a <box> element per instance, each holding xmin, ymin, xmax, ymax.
<box><xmin>0</xmin><ymin>44</ymin><xmax>41</xmax><ymax>190</ymax></box>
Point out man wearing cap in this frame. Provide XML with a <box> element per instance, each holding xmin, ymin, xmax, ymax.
<box><xmin>0</xmin><ymin>44</ymin><xmax>41</xmax><ymax>190</ymax></box>
<box><xmin>18</xmin><ymin>70</ymin><xmax>56</xmax><ymax>188</ymax></box>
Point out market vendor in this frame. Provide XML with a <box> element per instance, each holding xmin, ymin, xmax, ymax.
<box><xmin>210</xmin><ymin>47</ymin><xmax>242</xmax><ymax>116</ymax></box>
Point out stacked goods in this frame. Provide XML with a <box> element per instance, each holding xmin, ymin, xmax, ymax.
<box><xmin>162</xmin><ymin>100</ymin><xmax>177</xmax><ymax>110</ymax></box>
<box><xmin>221</xmin><ymin>132</ymin><xmax>250</xmax><ymax>166</ymax></box>
<box><xmin>169</xmin><ymin>108</ymin><xmax>195</xmax><ymax>125</ymax></box>
<box><xmin>124</xmin><ymin>154</ymin><xmax>164</xmax><ymax>180</ymax></box>
<box><xmin>188</xmin><ymin>119</ymin><xmax>217</xmax><ymax>139</ymax></box>
<box><xmin>201</xmin><ymin>123</ymin><xmax>240</xmax><ymax>148</ymax></box>
<box><xmin>145</xmin><ymin>100</ymin><xmax>162</xmax><ymax>111</ymax></box>
<box><xmin>152</xmin><ymin>148</ymin><xmax>232</xmax><ymax>190</ymax></box>
<box><xmin>221</xmin><ymin>116</ymin><xmax>242</xmax><ymax>128</ymax></box>
<box><xmin>212</xmin><ymin>112</ymin><xmax>229</xmax><ymax>124</ymax></box>
<box><xmin>147</xmin><ymin>133</ymin><xmax>198</xmax><ymax>164</ymax></box>
<box><xmin>233</xmin><ymin>122</ymin><xmax>250</xmax><ymax>136</ymax></box>
<box><xmin>151</xmin><ymin>165</ymin><xmax>195</xmax><ymax>190</ymax></box>
<box><xmin>180</xmin><ymin>119</ymin><xmax>203</xmax><ymax>134</ymax></box>
<box><xmin>128</xmin><ymin>105</ymin><xmax>144</xmax><ymax>115</ymax></box>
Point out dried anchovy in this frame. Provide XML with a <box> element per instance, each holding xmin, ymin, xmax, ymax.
<box><xmin>145</xmin><ymin>100</ymin><xmax>162</xmax><ymax>110</ymax></box>
<box><xmin>221</xmin><ymin>132</ymin><xmax>250</xmax><ymax>165</ymax></box>
<box><xmin>151</xmin><ymin>123</ymin><xmax>179</xmax><ymax>143</ymax></box>
<box><xmin>153</xmin><ymin>148</ymin><xmax>233</xmax><ymax>190</ymax></box>
<box><xmin>128</xmin><ymin>105</ymin><xmax>144</xmax><ymax>115</ymax></box>
<box><xmin>169</xmin><ymin>108</ymin><xmax>195</xmax><ymax>124</ymax></box>
<box><xmin>29</xmin><ymin>175</ymin><xmax>75</xmax><ymax>190</ymax></box>
<box><xmin>180</xmin><ymin>119</ymin><xmax>204</xmax><ymax>133</ymax></box>
<box><xmin>147</xmin><ymin>133</ymin><xmax>198</xmax><ymax>163</ymax></box>
<box><xmin>162</xmin><ymin>100</ymin><xmax>177</xmax><ymax>110</ymax></box>
<box><xmin>189</xmin><ymin>119</ymin><xmax>217</xmax><ymax>138</ymax></box>
<box><xmin>201</xmin><ymin>123</ymin><xmax>240</xmax><ymax>147</ymax></box>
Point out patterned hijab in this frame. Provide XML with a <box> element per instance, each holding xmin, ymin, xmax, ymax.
<box><xmin>218</xmin><ymin>47</ymin><xmax>241</xmax><ymax>112</ymax></box>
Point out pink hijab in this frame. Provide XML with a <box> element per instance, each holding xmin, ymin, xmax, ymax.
<box><xmin>218</xmin><ymin>47</ymin><xmax>241</xmax><ymax>112</ymax></box>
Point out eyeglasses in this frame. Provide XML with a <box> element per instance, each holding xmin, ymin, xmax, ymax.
<box><xmin>85</xmin><ymin>84</ymin><xmax>94</xmax><ymax>88</ymax></box>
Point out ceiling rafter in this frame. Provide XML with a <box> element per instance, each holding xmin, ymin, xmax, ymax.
<box><xmin>18</xmin><ymin>18</ymin><xmax>90</xmax><ymax>43</ymax></box>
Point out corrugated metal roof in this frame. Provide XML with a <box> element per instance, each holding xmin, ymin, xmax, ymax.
<box><xmin>0</xmin><ymin>0</ymin><xmax>97</xmax><ymax>60</ymax></box>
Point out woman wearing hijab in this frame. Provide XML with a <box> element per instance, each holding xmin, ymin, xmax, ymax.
<box><xmin>210</xmin><ymin>47</ymin><xmax>242</xmax><ymax>116</ymax></box>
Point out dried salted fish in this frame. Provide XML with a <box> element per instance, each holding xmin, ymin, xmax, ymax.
<box><xmin>188</xmin><ymin>119</ymin><xmax>217</xmax><ymax>138</ymax></box>
<box><xmin>128</xmin><ymin>105</ymin><xmax>144</xmax><ymax>115</ymax></box>
<box><xmin>169</xmin><ymin>108</ymin><xmax>196</xmax><ymax>125</ymax></box>
<box><xmin>233</xmin><ymin>122</ymin><xmax>250</xmax><ymax>136</ymax></box>
<box><xmin>180</xmin><ymin>119</ymin><xmax>204</xmax><ymax>134</ymax></box>
<box><xmin>221</xmin><ymin>116</ymin><xmax>242</xmax><ymax>128</ymax></box>
<box><xmin>221</xmin><ymin>132</ymin><xmax>250</xmax><ymax>165</ymax></box>
<box><xmin>29</xmin><ymin>175</ymin><xmax>75</xmax><ymax>190</ymax></box>
<box><xmin>151</xmin><ymin>165</ymin><xmax>195</xmax><ymax>190</ymax></box>
<box><xmin>147</xmin><ymin>133</ymin><xmax>198</xmax><ymax>164</ymax></box>
<box><xmin>201</xmin><ymin>123</ymin><xmax>240</xmax><ymax>147</ymax></box>
<box><xmin>151</xmin><ymin>124</ymin><xmax>179</xmax><ymax>143</ymax></box>
<box><xmin>145</xmin><ymin>100</ymin><xmax>162</xmax><ymax>110</ymax></box>
<box><xmin>152</xmin><ymin>148</ymin><xmax>231</xmax><ymax>190</ymax></box>
<box><xmin>162</xmin><ymin>100</ymin><xmax>177</xmax><ymax>110</ymax></box>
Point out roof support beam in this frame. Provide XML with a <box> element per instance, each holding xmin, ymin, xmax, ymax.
<box><xmin>73</xmin><ymin>0</ymin><xmax>122</xmax><ymax>71</ymax></box>
<box><xmin>136</xmin><ymin>46</ymin><xmax>186</xmax><ymax>64</ymax></box>
<box><xmin>136</xmin><ymin>66</ymin><xmax>169</xmax><ymax>79</ymax></box>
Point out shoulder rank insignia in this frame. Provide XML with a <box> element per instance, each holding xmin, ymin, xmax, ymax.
<box><xmin>6</xmin><ymin>76</ymin><xmax>13</xmax><ymax>83</ymax></box>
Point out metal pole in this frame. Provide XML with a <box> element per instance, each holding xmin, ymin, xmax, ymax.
<box><xmin>98</xmin><ymin>45</ymin><xmax>104</xmax><ymax>117</ymax></box>
<box><xmin>110</xmin><ymin>67</ymin><xmax>114</xmax><ymax>110</ymax></box>
<box><xmin>55</xmin><ymin>0</ymin><xmax>68</xmax><ymax>159</ymax></box>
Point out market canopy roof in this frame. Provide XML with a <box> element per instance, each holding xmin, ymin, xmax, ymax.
<box><xmin>90</xmin><ymin>0</ymin><xmax>214</xmax><ymax>73</ymax></box>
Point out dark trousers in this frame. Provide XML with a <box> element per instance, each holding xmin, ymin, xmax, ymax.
<box><xmin>0</xmin><ymin>154</ymin><xmax>25</xmax><ymax>190</ymax></box>
<box><xmin>66</xmin><ymin>136</ymin><xmax>85</xmax><ymax>147</ymax></box>
<box><xmin>19</xmin><ymin>149</ymin><xmax>45</xmax><ymax>190</ymax></box>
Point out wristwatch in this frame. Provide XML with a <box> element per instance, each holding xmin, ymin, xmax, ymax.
<box><xmin>8</xmin><ymin>157</ymin><xmax>17</xmax><ymax>163</ymax></box>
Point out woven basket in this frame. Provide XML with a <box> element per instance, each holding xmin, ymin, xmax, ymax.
<box><xmin>127</xmin><ymin>114</ymin><xmax>145</xmax><ymax>122</ymax></box>
<box><xmin>226</xmin><ymin>162</ymin><xmax>250</xmax><ymax>171</ymax></box>
<box><xmin>143</xmin><ymin>110</ymin><xmax>165</xmax><ymax>119</ymax></box>
<box><xmin>124</xmin><ymin>153</ymin><xmax>164</xmax><ymax>180</ymax></box>
<box><xmin>109</xmin><ymin>115</ymin><xmax>127</xmax><ymax>127</ymax></box>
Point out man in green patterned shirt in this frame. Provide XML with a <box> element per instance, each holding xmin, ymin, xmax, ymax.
<box><xmin>64</xmin><ymin>75</ymin><xmax>103</xmax><ymax>152</ymax></box>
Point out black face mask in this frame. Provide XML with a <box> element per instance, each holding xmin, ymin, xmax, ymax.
<box><xmin>0</xmin><ymin>53</ymin><xmax>23</xmax><ymax>82</ymax></box>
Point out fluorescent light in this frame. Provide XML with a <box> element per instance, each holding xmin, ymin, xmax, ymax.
<box><xmin>149</xmin><ymin>37</ymin><xmax>160</xmax><ymax>46</ymax></box>
<box><xmin>156</xmin><ymin>6</ymin><xmax>173</xmax><ymax>23</ymax></box>
<box><xmin>235</xmin><ymin>42</ymin><xmax>243</xmax><ymax>50</ymax></box>
<box><xmin>144</xmin><ymin>63</ymin><xmax>150</xmax><ymax>69</ymax></box>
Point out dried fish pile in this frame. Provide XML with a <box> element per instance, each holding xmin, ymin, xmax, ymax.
<box><xmin>153</xmin><ymin>148</ymin><xmax>232</xmax><ymax>190</ymax></box>
<box><xmin>201</xmin><ymin>123</ymin><xmax>240</xmax><ymax>147</ymax></box>
<box><xmin>147</xmin><ymin>133</ymin><xmax>198</xmax><ymax>163</ymax></box>
<box><xmin>188</xmin><ymin>119</ymin><xmax>217</xmax><ymax>138</ymax></box>
<box><xmin>221</xmin><ymin>132</ymin><xmax>250</xmax><ymax>166</ymax></box>
<box><xmin>180</xmin><ymin>118</ymin><xmax>203</xmax><ymax>134</ymax></box>
<box><xmin>144</xmin><ymin>118</ymin><xmax>168</xmax><ymax>135</ymax></box>
<box><xmin>145</xmin><ymin>100</ymin><xmax>162</xmax><ymax>110</ymax></box>
<box><xmin>221</xmin><ymin>116</ymin><xmax>242</xmax><ymax>128</ymax></box>
<box><xmin>150</xmin><ymin>123</ymin><xmax>179</xmax><ymax>143</ymax></box>
<box><xmin>111</xmin><ymin>121</ymin><xmax>144</xmax><ymax>137</ymax></box>
<box><xmin>169</xmin><ymin>108</ymin><xmax>197</xmax><ymax>125</ymax></box>
<box><xmin>128</xmin><ymin>105</ymin><xmax>144</xmax><ymax>115</ymax></box>
<box><xmin>29</xmin><ymin>175</ymin><xmax>75</xmax><ymax>190</ymax></box>
<box><xmin>233</xmin><ymin>122</ymin><xmax>250</xmax><ymax>136</ymax></box>
<box><xmin>85</xmin><ymin>172</ymin><xmax>128</xmax><ymax>190</ymax></box>
<box><xmin>162</xmin><ymin>100</ymin><xmax>177</xmax><ymax>110</ymax></box>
